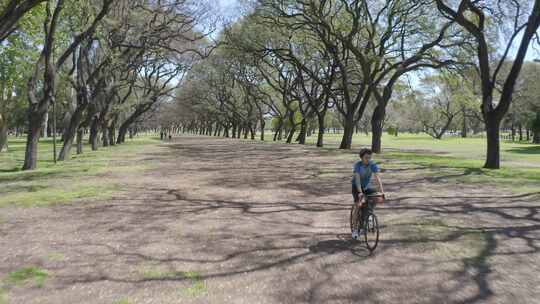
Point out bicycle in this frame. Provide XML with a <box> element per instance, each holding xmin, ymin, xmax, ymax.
<box><xmin>350</xmin><ymin>193</ymin><xmax>384</xmax><ymax>252</ymax></box>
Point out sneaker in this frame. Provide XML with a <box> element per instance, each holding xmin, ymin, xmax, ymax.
<box><xmin>352</xmin><ymin>230</ymin><xmax>359</xmax><ymax>240</ymax></box>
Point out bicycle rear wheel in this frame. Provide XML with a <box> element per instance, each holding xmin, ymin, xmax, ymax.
<box><xmin>364</xmin><ymin>212</ymin><xmax>379</xmax><ymax>251</ymax></box>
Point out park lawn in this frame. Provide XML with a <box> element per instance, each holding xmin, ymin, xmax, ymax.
<box><xmin>258</xmin><ymin>131</ymin><xmax>540</xmax><ymax>193</ymax></box>
<box><xmin>0</xmin><ymin>136</ymin><xmax>161</xmax><ymax>208</ymax></box>
<box><xmin>260</xmin><ymin>131</ymin><xmax>540</xmax><ymax>166</ymax></box>
<box><xmin>383</xmin><ymin>151</ymin><xmax>540</xmax><ymax>193</ymax></box>
<box><xmin>304</xmin><ymin>132</ymin><xmax>540</xmax><ymax>167</ymax></box>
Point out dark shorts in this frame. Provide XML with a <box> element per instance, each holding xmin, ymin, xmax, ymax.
<box><xmin>352</xmin><ymin>185</ymin><xmax>377</xmax><ymax>202</ymax></box>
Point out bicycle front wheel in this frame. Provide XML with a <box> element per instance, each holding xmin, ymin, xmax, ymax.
<box><xmin>364</xmin><ymin>212</ymin><xmax>379</xmax><ymax>252</ymax></box>
<box><xmin>350</xmin><ymin>204</ymin><xmax>360</xmax><ymax>233</ymax></box>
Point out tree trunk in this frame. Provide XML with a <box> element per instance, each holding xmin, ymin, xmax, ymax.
<box><xmin>58</xmin><ymin>105</ymin><xmax>85</xmax><ymax>161</ymax></box>
<box><xmin>108</xmin><ymin>125</ymin><xmax>115</xmax><ymax>146</ymax></box>
<box><xmin>260</xmin><ymin>120</ymin><xmax>265</xmax><ymax>141</ymax></box>
<box><xmin>117</xmin><ymin>111</ymin><xmax>142</xmax><ymax>144</ymax></box>
<box><xmin>533</xmin><ymin>112</ymin><xmax>540</xmax><ymax>144</ymax></box>
<box><xmin>286</xmin><ymin>126</ymin><xmax>296</xmax><ymax>144</ymax></box>
<box><xmin>89</xmin><ymin>117</ymin><xmax>99</xmax><ymax>151</ymax></box>
<box><xmin>461</xmin><ymin>109</ymin><xmax>468</xmax><ymax>138</ymax></box>
<box><xmin>518</xmin><ymin>124</ymin><xmax>523</xmax><ymax>141</ymax></box>
<box><xmin>102</xmin><ymin>126</ymin><xmax>109</xmax><ymax>147</ymax></box>
<box><xmin>511</xmin><ymin>120</ymin><xmax>516</xmax><ymax>142</ymax></box>
<box><xmin>22</xmin><ymin>111</ymin><xmax>44</xmax><ymax>170</ymax></box>
<box><xmin>370</xmin><ymin>105</ymin><xmax>385</xmax><ymax>153</ymax></box>
<box><xmin>534</xmin><ymin>130</ymin><xmax>540</xmax><ymax>144</ymax></box>
<box><xmin>317</xmin><ymin>114</ymin><xmax>325</xmax><ymax>147</ymax></box>
<box><xmin>0</xmin><ymin>115</ymin><xmax>7</xmax><ymax>152</ymax></box>
<box><xmin>118</xmin><ymin>122</ymin><xmax>130</xmax><ymax>144</ymax></box>
<box><xmin>484</xmin><ymin>116</ymin><xmax>501</xmax><ymax>169</ymax></box>
<box><xmin>273</xmin><ymin>120</ymin><xmax>283</xmax><ymax>141</ymax></box>
<box><xmin>297</xmin><ymin>119</ymin><xmax>307</xmax><ymax>145</ymax></box>
<box><xmin>42</xmin><ymin>111</ymin><xmax>48</xmax><ymax>138</ymax></box>
<box><xmin>76</xmin><ymin>128</ymin><xmax>83</xmax><ymax>154</ymax></box>
<box><xmin>232</xmin><ymin>123</ymin><xmax>237</xmax><ymax>138</ymax></box>
<box><xmin>339</xmin><ymin>112</ymin><xmax>355</xmax><ymax>149</ymax></box>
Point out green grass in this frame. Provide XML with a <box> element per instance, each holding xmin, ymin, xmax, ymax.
<box><xmin>0</xmin><ymin>136</ymin><xmax>160</xmax><ymax>208</ymax></box>
<box><xmin>304</xmin><ymin>132</ymin><xmax>540</xmax><ymax>167</ymax></box>
<box><xmin>113</xmin><ymin>299</ymin><xmax>131</xmax><ymax>304</ymax></box>
<box><xmin>0</xmin><ymin>288</ymin><xmax>7</xmax><ymax>304</ymax></box>
<box><xmin>46</xmin><ymin>252</ymin><xmax>66</xmax><ymax>262</ymax></box>
<box><xmin>0</xmin><ymin>182</ymin><xmax>122</xmax><ymax>208</ymax></box>
<box><xmin>5</xmin><ymin>266</ymin><xmax>48</xmax><ymax>288</ymax></box>
<box><xmin>257</xmin><ymin>131</ymin><xmax>539</xmax><ymax>192</ymax></box>
<box><xmin>140</xmin><ymin>268</ymin><xmax>184</xmax><ymax>280</ymax></box>
<box><xmin>182</xmin><ymin>271</ymin><xmax>207</xmax><ymax>298</ymax></box>
<box><xmin>136</xmin><ymin>266</ymin><xmax>207</xmax><ymax>298</ymax></box>
<box><xmin>384</xmin><ymin>151</ymin><xmax>540</xmax><ymax>192</ymax></box>
<box><xmin>258</xmin><ymin>131</ymin><xmax>540</xmax><ymax>167</ymax></box>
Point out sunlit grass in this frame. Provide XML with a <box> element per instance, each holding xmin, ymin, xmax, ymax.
<box><xmin>46</xmin><ymin>252</ymin><xmax>66</xmax><ymax>262</ymax></box>
<box><xmin>252</xmin><ymin>131</ymin><xmax>539</xmax><ymax>192</ymax></box>
<box><xmin>256</xmin><ymin>131</ymin><xmax>540</xmax><ymax>168</ymax></box>
<box><xmin>308</xmin><ymin>133</ymin><xmax>540</xmax><ymax>167</ymax></box>
<box><xmin>5</xmin><ymin>266</ymin><xmax>48</xmax><ymax>288</ymax></box>
<box><xmin>384</xmin><ymin>151</ymin><xmax>540</xmax><ymax>192</ymax></box>
<box><xmin>0</xmin><ymin>135</ymin><xmax>160</xmax><ymax>208</ymax></box>
<box><xmin>140</xmin><ymin>267</ymin><xmax>184</xmax><ymax>280</ymax></box>
<box><xmin>0</xmin><ymin>182</ymin><xmax>122</xmax><ymax>208</ymax></box>
<box><xmin>0</xmin><ymin>288</ymin><xmax>7</xmax><ymax>304</ymax></box>
<box><xmin>136</xmin><ymin>266</ymin><xmax>207</xmax><ymax>298</ymax></box>
<box><xmin>182</xmin><ymin>271</ymin><xmax>207</xmax><ymax>298</ymax></box>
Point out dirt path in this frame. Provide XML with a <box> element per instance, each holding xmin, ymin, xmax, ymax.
<box><xmin>1</xmin><ymin>136</ymin><xmax>539</xmax><ymax>304</ymax></box>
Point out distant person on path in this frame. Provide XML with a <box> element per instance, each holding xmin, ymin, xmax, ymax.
<box><xmin>351</xmin><ymin>148</ymin><xmax>385</xmax><ymax>240</ymax></box>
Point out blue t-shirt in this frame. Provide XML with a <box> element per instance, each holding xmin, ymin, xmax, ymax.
<box><xmin>352</xmin><ymin>160</ymin><xmax>379</xmax><ymax>189</ymax></box>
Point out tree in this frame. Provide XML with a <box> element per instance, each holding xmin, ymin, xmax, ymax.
<box><xmin>0</xmin><ymin>0</ymin><xmax>46</xmax><ymax>42</ymax></box>
<box><xmin>419</xmin><ymin>72</ymin><xmax>472</xmax><ymax>139</ymax></box>
<box><xmin>435</xmin><ymin>0</ymin><xmax>540</xmax><ymax>168</ymax></box>
<box><xmin>22</xmin><ymin>0</ymin><xmax>114</xmax><ymax>170</ymax></box>
<box><xmin>0</xmin><ymin>10</ymin><xmax>42</xmax><ymax>151</ymax></box>
<box><xmin>255</xmin><ymin>0</ymin><xmax>466</xmax><ymax>151</ymax></box>
<box><xmin>511</xmin><ymin>62</ymin><xmax>540</xmax><ymax>143</ymax></box>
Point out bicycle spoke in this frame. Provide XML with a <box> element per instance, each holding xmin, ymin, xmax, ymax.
<box><xmin>364</xmin><ymin>213</ymin><xmax>379</xmax><ymax>251</ymax></box>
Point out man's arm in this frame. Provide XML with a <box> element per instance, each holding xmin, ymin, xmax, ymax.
<box><xmin>355</xmin><ymin>173</ymin><xmax>363</xmax><ymax>192</ymax></box>
<box><xmin>374</xmin><ymin>173</ymin><xmax>384</xmax><ymax>194</ymax></box>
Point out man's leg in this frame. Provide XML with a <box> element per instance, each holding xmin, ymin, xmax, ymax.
<box><xmin>360</xmin><ymin>201</ymin><xmax>368</xmax><ymax>228</ymax></box>
<box><xmin>351</xmin><ymin>185</ymin><xmax>362</xmax><ymax>239</ymax></box>
<box><xmin>360</xmin><ymin>189</ymin><xmax>376</xmax><ymax>229</ymax></box>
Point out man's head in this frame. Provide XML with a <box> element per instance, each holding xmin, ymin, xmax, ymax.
<box><xmin>359</xmin><ymin>148</ymin><xmax>373</xmax><ymax>165</ymax></box>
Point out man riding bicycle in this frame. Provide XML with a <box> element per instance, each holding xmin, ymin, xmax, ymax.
<box><xmin>351</xmin><ymin>148</ymin><xmax>385</xmax><ymax>240</ymax></box>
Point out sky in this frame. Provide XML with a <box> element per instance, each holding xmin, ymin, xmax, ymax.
<box><xmin>218</xmin><ymin>0</ymin><xmax>238</xmax><ymax>8</ymax></box>
<box><xmin>216</xmin><ymin>0</ymin><xmax>242</xmax><ymax>19</ymax></box>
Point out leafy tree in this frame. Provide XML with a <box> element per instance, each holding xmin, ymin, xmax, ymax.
<box><xmin>435</xmin><ymin>0</ymin><xmax>540</xmax><ymax>168</ymax></box>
